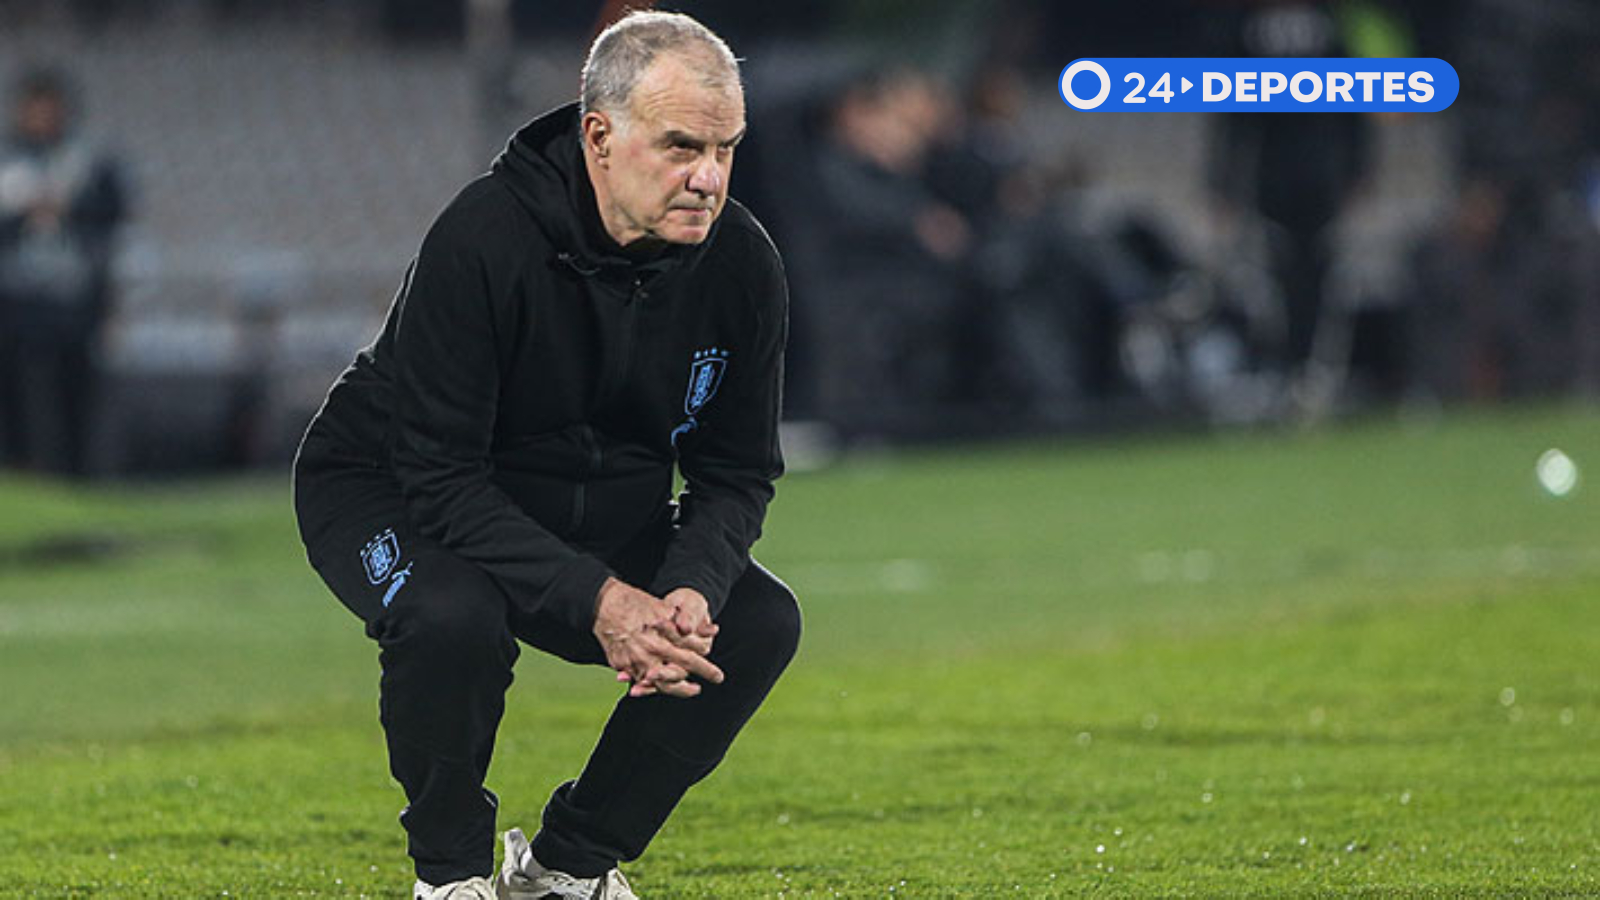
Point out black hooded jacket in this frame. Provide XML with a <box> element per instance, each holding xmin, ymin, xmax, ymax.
<box><xmin>295</xmin><ymin>103</ymin><xmax>787</xmax><ymax>632</ymax></box>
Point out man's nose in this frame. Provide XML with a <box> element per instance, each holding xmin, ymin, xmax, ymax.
<box><xmin>686</xmin><ymin>156</ymin><xmax>723</xmax><ymax>197</ymax></box>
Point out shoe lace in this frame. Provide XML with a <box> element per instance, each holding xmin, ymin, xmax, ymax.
<box><xmin>598</xmin><ymin>868</ymin><xmax>637</xmax><ymax>900</ymax></box>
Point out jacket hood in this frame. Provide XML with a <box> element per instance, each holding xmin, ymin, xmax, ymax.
<box><xmin>490</xmin><ymin>102</ymin><xmax>716</xmax><ymax>277</ymax></box>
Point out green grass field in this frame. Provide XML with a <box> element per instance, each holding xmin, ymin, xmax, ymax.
<box><xmin>2</xmin><ymin>406</ymin><xmax>1597</xmax><ymax>898</ymax></box>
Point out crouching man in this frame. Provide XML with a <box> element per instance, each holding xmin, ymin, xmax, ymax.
<box><xmin>292</xmin><ymin>11</ymin><xmax>799</xmax><ymax>898</ymax></box>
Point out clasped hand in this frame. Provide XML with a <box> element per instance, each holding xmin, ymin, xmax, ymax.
<box><xmin>592</xmin><ymin>577</ymin><xmax>722</xmax><ymax>698</ymax></box>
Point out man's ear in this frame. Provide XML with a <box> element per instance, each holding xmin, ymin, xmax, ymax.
<box><xmin>582</xmin><ymin>111</ymin><xmax>611</xmax><ymax>161</ymax></box>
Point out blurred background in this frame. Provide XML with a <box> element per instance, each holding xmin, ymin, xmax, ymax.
<box><xmin>3</xmin><ymin>6</ymin><xmax>1598</xmax><ymax>893</ymax></box>
<box><xmin>2</xmin><ymin>0</ymin><xmax>1598</xmax><ymax>477</ymax></box>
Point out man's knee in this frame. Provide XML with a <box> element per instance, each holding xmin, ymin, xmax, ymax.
<box><xmin>377</xmin><ymin>555</ymin><xmax>518</xmax><ymax>670</ymax></box>
<box><xmin>720</xmin><ymin>562</ymin><xmax>802</xmax><ymax>672</ymax></box>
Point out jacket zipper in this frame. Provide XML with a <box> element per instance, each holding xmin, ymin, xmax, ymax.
<box><xmin>569</xmin><ymin>424</ymin><xmax>604</xmax><ymax>533</ymax></box>
<box><xmin>597</xmin><ymin>276</ymin><xmax>645</xmax><ymax>407</ymax></box>
<box><xmin>569</xmin><ymin>480</ymin><xmax>586</xmax><ymax>533</ymax></box>
<box><xmin>574</xmin><ymin>277</ymin><xmax>644</xmax><ymax>534</ymax></box>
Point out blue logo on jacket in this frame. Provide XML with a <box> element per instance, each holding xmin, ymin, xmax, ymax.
<box><xmin>672</xmin><ymin>348</ymin><xmax>729</xmax><ymax>446</ymax></box>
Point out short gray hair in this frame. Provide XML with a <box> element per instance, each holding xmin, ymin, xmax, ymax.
<box><xmin>580</xmin><ymin>11</ymin><xmax>741</xmax><ymax>123</ymax></box>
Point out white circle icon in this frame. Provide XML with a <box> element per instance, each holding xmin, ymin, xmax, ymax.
<box><xmin>1060</xmin><ymin>60</ymin><xmax>1111</xmax><ymax>110</ymax></box>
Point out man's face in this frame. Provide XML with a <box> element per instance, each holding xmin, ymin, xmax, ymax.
<box><xmin>16</xmin><ymin>93</ymin><xmax>66</xmax><ymax>144</ymax></box>
<box><xmin>587</xmin><ymin>53</ymin><xmax>746</xmax><ymax>247</ymax></box>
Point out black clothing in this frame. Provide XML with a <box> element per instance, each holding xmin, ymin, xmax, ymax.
<box><xmin>297</xmin><ymin>103</ymin><xmax>787</xmax><ymax>633</ymax></box>
<box><xmin>293</xmin><ymin>459</ymin><xmax>799</xmax><ymax>883</ymax></box>
<box><xmin>1210</xmin><ymin>109</ymin><xmax>1371</xmax><ymax>368</ymax></box>
<box><xmin>0</xmin><ymin>132</ymin><xmax>126</xmax><ymax>474</ymax></box>
<box><xmin>293</xmin><ymin>102</ymin><xmax>795</xmax><ymax>883</ymax></box>
<box><xmin>1206</xmin><ymin>3</ymin><xmax>1371</xmax><ymax>370</ymax></box>
<box><xmin>800</xmin><ymin>139</ymin><xmax>972</xmax><ymax>436</ymax></box>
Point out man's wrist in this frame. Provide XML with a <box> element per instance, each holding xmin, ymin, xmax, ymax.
<box><xmin>595</xmin><ymin>575</ymin><xmax>621</xmax><ymax>609</ymax></box>
<box><xmin>593</xmin><ymin>576</ymin><xmax>634</xmax><ymax>633</ymax></box>
<box><xmin>542</xmin><ymin>555</ymin><xmax>614</xmax><ymax>634</ymax></box>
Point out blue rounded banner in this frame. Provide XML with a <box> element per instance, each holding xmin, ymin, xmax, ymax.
<box><xmin>1059</xmin><ymin>58</ymin><xmax>1458</xmax><ymax>112</ymax></box>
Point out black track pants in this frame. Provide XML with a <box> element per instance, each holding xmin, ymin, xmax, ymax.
<box><xmin>293</xmin><ymin>456</ymin><xmax>801</xmax><ymax>885</ymax></box>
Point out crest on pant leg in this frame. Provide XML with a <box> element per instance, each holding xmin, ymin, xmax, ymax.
<box><xmin>361</xmin><ymin>528</ymin><xmax>401</xmax><ymax>585</ymax></box>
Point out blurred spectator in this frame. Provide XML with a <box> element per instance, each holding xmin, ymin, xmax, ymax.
<box><xmin>1406</xmin><ymin>177</ymin><xmax>1519</xmax><ymax>400</ymax></box>
<box><xmin>926</xmin><ymin>60</ymin><xmax>1123</xmax><ymax>421</ymax></box>
<box><xmin>0</xmin><ymin>66</ymin><xmax>127</xmax><ymax>476</ymax></box>
<box><xmin>925</xmin><ymin>61</ymin><xmax>1034</xmax><ymax>234</ymax></box>
<box><xmin>1408</xmin><ymin>174</ymin><xmax>1598</xmax><ymax>402</ymax></box>
<box><xmin>801</xmin><ymin>67</ymin><xmax>981</xmax><ymax>438</ymax></box>
<box><xmin>1406</xmin><ymin>0</ymin><xmax>1600</xmax><ymax>403</ymax></box>
<box><xmin>1206</xmin><ymin>1</ymin><xmax>1373</xmax><ymax>380</ymax></box>
<box><xmin>790</xmin><ymin>61</ymin><xmax>1139</xmax><ymax>438</ymax></box>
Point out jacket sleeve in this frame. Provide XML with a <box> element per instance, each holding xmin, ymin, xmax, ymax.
<box><xmin>389</xmin><ymin>204</ymin><xmax>612</xmax><ymax>631</ymax></box>
<box><xmin>650</xmin><ymin>249</ymin><xmax>788</xmax><ymax>616</ymax></box>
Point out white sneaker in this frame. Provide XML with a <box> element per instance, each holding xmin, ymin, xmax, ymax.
<box><xmin>414</xmin><ymin>875</ymin><xmax>497</xmax><ymax>899</ymax></box>
<box><xmin>498</xmin><ymin>827</ymin><xmax>639</xmax><ymax>899</ymax></box>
